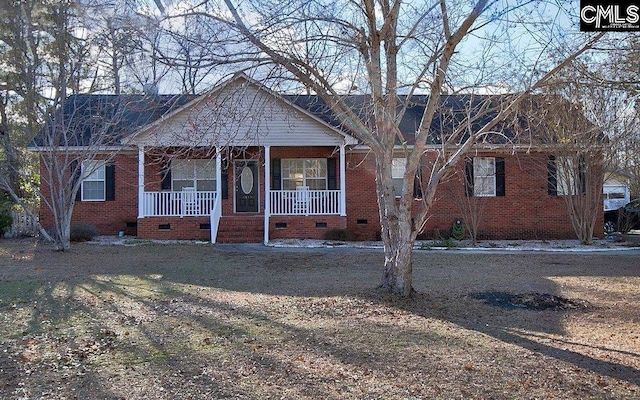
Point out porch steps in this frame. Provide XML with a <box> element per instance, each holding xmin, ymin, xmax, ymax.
<box><xmin>216</xmin><ymin>215</ymin><xmax>264</xmax><ymax>243</ymax></box>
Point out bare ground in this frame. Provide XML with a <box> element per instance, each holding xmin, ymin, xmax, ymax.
<box><xmin>0</xmin><ymin>239</ymin><xmax>638</xmax><ymax>399</ymax></box>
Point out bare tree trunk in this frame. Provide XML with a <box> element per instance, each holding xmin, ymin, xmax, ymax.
<box><xmin>380</xmin><ymin>216</ymin><xmax>416</xmax><ymax>296</ymax></box>
<box><xmin>375</xmin><ymin>154</ymin><xmax>418</xmax><ymax>296</ymax></box>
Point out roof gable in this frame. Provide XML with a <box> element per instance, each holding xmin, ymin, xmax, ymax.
<box><xmin>127</xmin><ymin>74</ymin><xmax>358</xmax><ymax>147</ymax></box>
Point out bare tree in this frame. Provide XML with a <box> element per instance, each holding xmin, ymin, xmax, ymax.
<box><xmin>520</xmin><ymin>90</ymin><xmax>604</xmax><ymax>244</ymax></box>
<box><xmin>0</xmin><ymin>0</ymin><xmax>139</xmax><ymax>250</ymax></box>
<box><xmin>456</xmin><ymin>161</ymin><xmax>487</xmax><ymax>245</ymax></box>
<box><xmin>169</xmin><ymin>0</ymin><xmax>605</xmax><ymax>295</ymax></box>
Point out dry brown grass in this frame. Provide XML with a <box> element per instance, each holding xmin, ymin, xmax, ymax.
<box><xmin>0</xmin><ymin>239</ymin><xmax>638</xmax><ymax>399</ymax></box>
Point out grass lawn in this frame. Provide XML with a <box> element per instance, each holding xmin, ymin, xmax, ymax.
<box><xmin>0</xmin><ymin>239</ymin><xmax>638</xmax><ymax>399</ymax></box>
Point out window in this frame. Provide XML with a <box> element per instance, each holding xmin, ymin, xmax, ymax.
<box><xmin>606</xmin><ymin>192</ymin><xmax>626</xmax><ymax>200</ymax></box>
<box><xmin>392</xmin><ymin>158</ymin><xmax>406</xmax><ymax>196</ymax></box>
<box><xmin>473</xmin><ymin>157</ymin><xmax>496</xmax><ymax>197</ymax></box>
<box><xmin>548</xmin><ymin>156</ymin><xmax>584</xmax><ymax>196</ymax></box>
<box><xmin>465</xmin><ymin>157</ymin><xmax>505</xmax><ymax>197</ymax></box>
<box><xmin>81</xmin><ymin>161</ymin><xmax>106</xmax><ymax>201</ymax></box>
<box><xmin>172</xmin><ymin>159</ymin><xmax>216</xmax><ymax>191</ymax></box>
<box><xmin>556</xmin><ymin>157</ymin><xmax>576</xmax><ymax>196</ymax></box>
<box><xmin>281</xmin><ymin>159</ymin><xmax>327</xmax><ymax>190</ymax></box>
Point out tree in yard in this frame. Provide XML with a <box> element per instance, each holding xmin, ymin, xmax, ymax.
<box><xmin>169</xmin><ymin>0</ymin><xmax>605</xmax><ymax>295</ymax></box>
<box><xmin>526</xmin><ymin>93</ymin><xmax>604</xmax><ymax>244</ymax></box>
<box><xmin>0</xmin><ymin>0</ymin><xmax>150</xmax><ymax>250</ymax></box>
<box><xmin>456</xmin><ymin>158</ymin><xmax>489</xmax><ymax>246</ymax></box>
<box><xmin>534</xmin><ymin>40</ymin><xmax>640</xmax><ymax>241</ymax></box>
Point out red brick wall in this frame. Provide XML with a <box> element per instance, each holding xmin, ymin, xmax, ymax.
<box><xmin>269</xmin><ymin>215</ymin><xmax>347</xmax><ymax>240</ymax></box>
<box><xmin>39</xmin><ymin>153</ymin><xmax>139</xmax><ymax>236</ymax></box>
<box><xmin>137</xmin><ymin>216</ymin><xmax>212</xmax><ymax>240</ymax></box>
<box><xmin>344</xmin><ymin>150</ymin><xmax>604</xmax><ymax>240</ymax></box>
<box><xmin>39</xmin><ymin>147</ymin><xmax>603</xmax><ymax>241</ymax></box>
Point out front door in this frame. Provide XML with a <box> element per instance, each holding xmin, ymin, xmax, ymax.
<box><xmin>235</xmin><ymin>160</ymin><xmax>259</xmax><ymax>213</ymax></box>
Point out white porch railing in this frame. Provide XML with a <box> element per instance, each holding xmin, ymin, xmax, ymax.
<box><xmin>270</xmin><ymin>189</ymin><xmax>341</xmax><ymax>215</ymax></box>
<box><xmin>142</xmin><ymin>191</ymin><xmax>217</xmax><ymax>217</ymax></box>
<box><xmin>210</xmin><ymin>194</ymin><xmax>222</xmax><ymax>243</ymax></box>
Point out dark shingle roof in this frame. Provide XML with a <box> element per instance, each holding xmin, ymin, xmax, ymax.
<box><xmin>285</xmin><ymin>94</ymin><xmax>527</xmax><ymax>145</ymax></box>
<box><xmin>33</xmin><ymin>91</ymin><xmax>592</xmax><ymax>148</ymax></box>
<box><xmin>31</xmin><ymin>94</ymin><xmax>197</xmax><ymax>147</ymax></box>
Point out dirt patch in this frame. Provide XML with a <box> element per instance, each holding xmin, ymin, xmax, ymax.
<box><xmin>471</xmin><ymin>291</ymin><xmax>594</xmax><ymax>311</ymax></box>
<box><xmin>0</xmin><ymin>239</ymin><xmax>638</xmax><ymax>399</ymax></box>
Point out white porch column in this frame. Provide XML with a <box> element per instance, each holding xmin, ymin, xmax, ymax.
<box><xmin>339</xmin><ymin>144</ymin><xmax>347</xmax><ymax>216</ymax></box>
<box><xmin>137</xmin><ymin>146</ymin><xmax>145</xmax><ymax>218</ymax></box>
<box><xmin>215</xmin><ymin>147</ymin><xmax>222</xmax><ymax>197</ymax></box>
<box><xmin>263</xmin><ymin>146</ymin><xmax>271</xmax><ymax>245</ymax></box>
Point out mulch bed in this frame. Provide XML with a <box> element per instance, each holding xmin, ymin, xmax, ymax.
<box><xmin>470</xmin><ymin>291</ymin><xmax>594</xmax><ymax>311</ymax></box>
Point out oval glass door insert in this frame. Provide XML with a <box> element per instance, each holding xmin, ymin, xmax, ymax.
<box><xmin>240</xmin><ymin>166</ymin><xmax>254</xmax><ymax>194</ymax></box>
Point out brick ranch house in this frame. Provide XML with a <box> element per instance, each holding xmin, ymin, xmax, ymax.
<box><xmin>31</xmin><ymin>74</ymin><xmax>603</xmax><ymax>243</ymax></box>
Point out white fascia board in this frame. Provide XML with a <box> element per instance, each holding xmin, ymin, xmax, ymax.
<box><xmin>27</xmin><ymin>145</ymin><xmax>136</xmax><ymax>154</ymax></box>
<box><xmin>349</xmin><ymin>143</ymin><xmax>560</xmax><ymax>154</ymax></box>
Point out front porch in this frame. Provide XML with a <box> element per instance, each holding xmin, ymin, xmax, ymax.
<box><xmin>140</xmin><ymin>189</ymin><xmax>342</xmax><ymax>218</ymax></box>
<box><xmin>124</xmin><ymin>73</ymin><xmax>358</xmax><ymax>243</ymax></box>
<box><xmin>135</xmin><ymin>145</ymin><xmax>350</xmax><ymax>243</ymax></box>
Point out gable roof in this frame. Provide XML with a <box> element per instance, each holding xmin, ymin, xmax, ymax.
<box><xmin>31</xmin><ymin>75</ymin><xmax>598</xmax><ymax>150</ymax></box>
<box><xmin>29</xmin><ymin>94</ymin><xmax>196</xmax><ymax>148</ymax></box>
<box><xmin>125</xmin><ymin>73</ymin><xmax>359</xmax><ymax>147</ymax></box>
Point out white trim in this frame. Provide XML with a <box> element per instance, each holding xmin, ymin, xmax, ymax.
<box><xmin>81</xmin><ymin>161</ymin><xmax>106</xmax><ymax>201</ymax></box>
<box><xmin>211</xmin><ymin>147</ymin><xmax>223</xmax><ymax>244</ymax></box>
<box><xmin>138</xmin><ymin>146</ymin><xmax>145</xmax><ymax>218</ymax></box>
<box><xmin>27</xmin><ymin>146</ymin><xmax>134</xmax><ymax>153</ymax></box>
<box><xmin>339</xmin><ymin>144</ymin><xmax>346</xmax><ymax>216</ymax></box>
<box><xmin>215</xmin><ymin>148</ymin><xmax>222</xmax><ymax>199</ymax></box>
<box><xmin>473</xmin><ymin>156</ymin><xmax>497</xmax><ymax>197</ymax></box>
<box><xmin>264</xmin><ymin>146</ymin><xmax>270</xmax><ymax>245</ymax></box>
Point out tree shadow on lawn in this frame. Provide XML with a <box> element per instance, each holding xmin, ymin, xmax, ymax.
<box><xmin>188</xmin><ymin>248</ymin><xmax>640</xmax><ymax>388</ymax></box>
<box><xmin>128</xmin><ymin>245</ymin><xmax>640</xmax><ymax>390</ymax></box>
<box><xmin>1</xmin><ymin>241</ymin><xmax>640</xmax><ymax>397</ymax></box>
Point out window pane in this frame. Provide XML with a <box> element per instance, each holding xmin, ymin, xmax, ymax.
<box><xmin>305</xmin><ymin>159</ymin><xmax>327</xmax><ymax>178</ymax></box>
<box><xmin>392</xmin><ymin>158</ymin><xmax>406</xmax><ymax>179</ymax></box>
<box><xmin>83</xmin><ymin>161</ymin><xmax>105</xmax><ymax>181</ymax></box>
<box><xmin>83</xmin><ymin>181</ymin><xmax>105</xmax><ymax>200</ymax></box>
<box><xmin>172</xmin><ymin>160</ymin><xmax>191</xmax><ymax>180</ymax></box>
<box><xmin>557</xmin><ymin>157</ymin><xmax>575</xmax><ymax>195</ymax></box>
<box><xmin>283</xmin><ymin>179</ymin><xmax>304</xmax><ymax>190</ymax></box>
<box><xmin>474</xmin><ymin>157</ymin><xmax>495</xmax><ymax>177</ymax></box>
<box><xmin>307</xmin><ymin>179</ymin><xmax>327</xmax><ymax>190</ymax></box>
<box><xmin>282</xmin><ymin>159</ymin><xmax>304</xmax><ymax>180</ymax></box>
<box><xmin>194</xmin><ymin>160</ymin><xmax>215</xmax><ymax>180</ymax></box>
<box><xmin>174</xmin><ymin>180</ymin><xmax>194</xmax><ymax>191</ymax></box>
<box><xmin>392</xmin><ymin>178</ymin><xmax>403</xmax><ymax>195</ymax></box>
<box><xmin>196</xmin><ymin>180</ymin><xmax>215</xmax><ymax>191</ymax></box>
<box><xmin>474</xmin><ymin>176</ymin><xmax>496</xmax><ymax>196</ymax></box>
<box><xmin>82</xmin><ymin>161</ymin><xmax>105</xmax><ymax>200</ymax></box>
<box><xmin>473</xmin><ymin>157</ymin><xmax>496</xmax><ymax>196</ymax></box>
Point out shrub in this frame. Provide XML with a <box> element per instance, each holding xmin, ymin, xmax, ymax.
<box><xmin>0</xmin><ymin>196</ymin><xmax>13</xmax><ymax>236</ymax></box>
<box><xmin>0</xmin><ymin>210</ymin><xmax>12</xmax><ymax>235</ymax></box>
<box><xmin>451</xmin><ymin>220</ymin><xmax>465</xmax><ymax>240</ymax></box>
<box><xmin>70</xmin><ymin>223</ymin><xmax>98</xmax><ymax>242</ymax></box>
<box><xmin>324</xmin><ymin>228</ymin><xmax>355</xmax><ymax>241</ymax></box>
